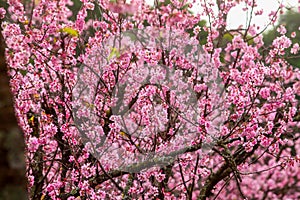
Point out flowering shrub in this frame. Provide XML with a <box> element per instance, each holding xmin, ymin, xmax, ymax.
<box><xmin>1</xmin><ymin>0</ymin><xmax>300</xmax><ymax>199</ymax></box>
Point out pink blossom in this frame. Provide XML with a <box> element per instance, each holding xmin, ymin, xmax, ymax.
<box><xmin>272</xmin><ymin>35</ymin><xmax>292</xmax><ymax>52</ymax></box>
<box><xmin>108</xmin><ymin>2</ymin><xmax>138</xmax><ymax>14</ymax></box>
<box><xmin>260</xmin><ymin>87</ymin><xmax>270</xmax><ymax>99</ymax></box>
<box><xmin>194</xmin><ymin>83</ymin><xmax>207</xmax><ymax>92</ymax></box>
<box><xmin>2</xmin><ymin>1</ymin><xmax>300</xmax><ymax>199</ymax></box>
<box><xmin>291</xmin><ymin>31</ymin><xmax>296</xmax><ymax>38</ymax></box>
<box><xmin>193</xmin><ymin>26</ymin><xmax>201</xmax><ymax>35</ymax></box>
<box><xmin>85</xmin><ymin>2</ymin><xmax>94</xmax><ymax>10</ymax></box>
<box><xmin>293</xmin><ymin>81</ymin><xmax>300</xmax><ymax>95</ymax></box>
<box><xmin>28</xmin><ymin>137</ymin><xmax>40</xmax><ymax>152</ymax></box>
<box><xmin>277</xmin><ymin>24</ymin><xmax>287</xmax><ymax>35</ymax></box>
<box><xmin>0</xmin><ymin>7</ymin><xmax>5</xmax><ymax>19</ymax></box>
<box><xmin>255</xmin><ymin>9</ymin><xmax>263</xmax><ymax>16</ymax></box>
<box><xmin>291</xmin><ymin>43</ymin><xmax>299</xmax><ymax>54</ymax></box>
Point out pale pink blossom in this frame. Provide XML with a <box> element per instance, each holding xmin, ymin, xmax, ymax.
<box><xmin>277</xmin><ymin>24</ymin><xmax>287</xmax><ymax>35</ymax></box>
<box><xmin>0</xmin><ymin>7</ymin><xmax>5</xmax><ymax>19</ymax></box>
<box><xmin>291</xmin><ymin>43</ymin><xmax>299</xmax><ymax>54</ymax></box>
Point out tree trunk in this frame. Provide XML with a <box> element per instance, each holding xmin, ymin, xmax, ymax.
<box><xmin>0</xmin><ymin>25</ymin><xmax>28</xmax><ymax>199</ymax></box>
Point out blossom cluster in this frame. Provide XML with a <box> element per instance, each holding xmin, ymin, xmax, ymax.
<box><xmin>1</xmin><ymin>0</ymin><xmax>300</xmax><ymax>199</ymax></box>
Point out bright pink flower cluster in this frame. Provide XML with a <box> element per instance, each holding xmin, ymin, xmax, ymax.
<box><xmin>1</xmin><ymin>0</ymin><xmax>300</xmax><ymax>199</ymax></box>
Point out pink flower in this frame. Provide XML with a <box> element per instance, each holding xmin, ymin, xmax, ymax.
<box><xmin>155</xmin><ymin>172</ymin><xmax>166</xmax><ymax>183</ymax></box>
<box><xmin>232</xmin><ymin>35</ymin><xmax>245</xmax><ymax>49</ymax></box>
<box><xmin>46</xmin><ymin>184</ymin><xmax>55</xmax><ymax>193</ymax></box>
<box><xmin>291</xmin><ymin>31</ymin><xmax>296</xmax><ymax>38</ymax></box>
<box><xmin>28</xmin><ymin>175</ymin><xmax>34</xmax><ymax>187</ymax></box>
<box><xmin>272</xmin><ymin>35</ymin><xmax>291</xmax><ymax>51</ymax></box>
<box><xmin>85</xmin><ymin>2</ymin><xmax>94</xmax><ymax>10</ymax></box>
<box><xmin>260</xmin><ymin>88</ymin><xmax>270</xmax><ymax>99</ymax></box>
<box><xmin>69</xmin><ymin>156</ymin><xmax>75</xmax><ymax>162</ymax></box>
<box><xmin>108</xmin><ymin>1</ymin><xmax>138</xmax><ymax>14</ymax></box>
<box><xmin>277</xmin><ymin>25</ymin><xmax>287</xmax><ymax>35</ymax></box>
<box><xmin>194</xmin><ymin>83</ymin><xmax>207</xmax><ymax>92</ymax></box>
<box><xmin>193</xmin><ymin>26</ymin><xmax>201</xmax><ymax>35</ymax></box>
<box><xmin>255</xmin><ymin>9</ymin><xmax>263</xmax><ymax>16</ymax></box>
<box><xmin>291</xmin><ymin>43</ymin><xmax>299</xmax><ymax>54</ymax></box>
<box><xmin>293</xmin><ymin>81</ymin><xmax>300</xmax><ymax>95</ymax></box>
<box><xmin>28</xmin><ymin>137</ymin><xmax>40</xmax><ymax>152</ymax></box>
<box><xmin>0</xmin><ymin>7</ymin><xmax>5</xmax><ymax>19</ymax></box>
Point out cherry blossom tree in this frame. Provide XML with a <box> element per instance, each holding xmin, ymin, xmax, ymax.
<box><xmin>1</xmin><ymin>0</ymin><xmax>300</xmax><ymax>199</ymax></box>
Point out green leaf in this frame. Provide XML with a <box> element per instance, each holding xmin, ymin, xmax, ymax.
<box><xmin>70</xmin><ymin>188</ymin><xmax>78</xmax><ymax>195</ymax></box>
<box><xmin>143</xmin><ymin>20</ymin><xmax>150</xmax><ymax>27</ymax></box>
<box><xmin>60</xmin><ymin>27</ymin><xmax>79</xmax><ymax>37</ymax></box>
<box><xmin>180</xmin><ymin>3</ymin><xmax>190</xmax><ymax>11</ymax></box>
<box><xmin>19</xmin><ymin>69</ymin><xmax>27</xmax><ymax>76</ymax></box>
<box><xmin>220</xmin><ymin>52</ymin><xmax>225</xmax><ymax>64</ymax></box>
<box><xmin>29</xmin><ymin>57</ymin><xmax>35</xmax><ymax>65</ymax></box>
<box><xmin>108</xmin><ymin>47</ymin><xmax>120</xmax><ymax>61</ymax></box>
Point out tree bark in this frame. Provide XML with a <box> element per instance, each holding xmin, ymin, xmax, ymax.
<box><xmin>0</xmin><ymin>25</ymin><xmax>28</xmax><ymax>199</ymax></box>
